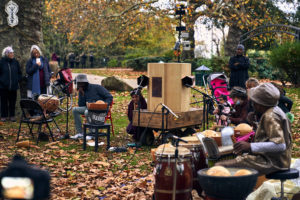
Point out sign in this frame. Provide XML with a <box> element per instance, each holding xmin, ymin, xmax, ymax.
<box><xmin>5</xmin><ymin>0</ymin><xmax>19</xmax><ymax>27</ymax></box>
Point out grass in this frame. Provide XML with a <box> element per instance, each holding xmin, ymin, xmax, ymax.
<box><xmin>0</xmin><ymin>69</ymin><xmax>299</xmax><ymax>199</ymax></box>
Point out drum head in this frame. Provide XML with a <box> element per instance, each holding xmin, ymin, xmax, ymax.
<box><xmin>155</xmin><ymin>144</ymin><xmax>191</xmax><ymax>157</ymax></box>
<box><xmin>179</xmin><ymin>136</ymin><xmax>201</xmax><ymax>148</ymax></box>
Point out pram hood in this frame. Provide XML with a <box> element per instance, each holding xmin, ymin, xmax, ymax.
<box><xmin>207</xmin><ymin>72</ymin><xmax>228</xmax><ymax>83</ymax></box>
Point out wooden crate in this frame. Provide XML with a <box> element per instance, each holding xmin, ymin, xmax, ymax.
<box><xmin>147</xmin><ymin>63</ymin><xmax>191</xmax><ymax>112</ymax></box>
<box><xmin>132</xmin><ymin>108</ymin><xmax>203</xmax><ymax>129</ymax></box>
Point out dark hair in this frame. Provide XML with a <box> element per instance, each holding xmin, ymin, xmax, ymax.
<box><xmin>230</xmin><ymin>87</ymin><xmax>247</xmax><ymax>100</ymax></box>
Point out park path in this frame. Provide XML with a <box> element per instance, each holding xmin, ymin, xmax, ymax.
<box><xmin>72</xmin><ymin>73</ymin><xmax>138</xmax><ymax>89</ymax></box>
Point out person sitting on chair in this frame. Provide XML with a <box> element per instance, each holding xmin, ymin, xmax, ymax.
<box><xmin>229</xmin><ymin>87</ymin><xmax>249</xmax><ymax>125</ymax></box>
<box><xmin>70</xmin><ymin>74</ymin><xmax>113</xmax><ymax>139</ymax></box>
<box><xmin>216</xmin><ymin>83</ymin><xmax>292</xmax><ymax>175</ymax></box>
<box><xmin>126</xmin><ymin>89</ymin><xmax>154</xmax><ymax>145</ymax></box>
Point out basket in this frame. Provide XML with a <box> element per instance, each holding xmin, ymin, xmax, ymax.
<box><xmin>86</xmin><ymin>110</ymin><xmax>107</xmax><ymax>125</ymax></box>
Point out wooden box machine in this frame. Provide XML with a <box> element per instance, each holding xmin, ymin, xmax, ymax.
<box><xmin>132</xmin><ymin>63</ymin><xmax>203</xmax><ymax>129</ymax></box>
<box><xmin>148</xmin><ymin>63</ymin><xmax>191</xmax><ymax>112</ymax></box>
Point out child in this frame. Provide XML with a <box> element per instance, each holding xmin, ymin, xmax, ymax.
<box><xmin>213</xmin><ymin>95</ymin><xmax>231</xmax><ymax>125</ymax></box>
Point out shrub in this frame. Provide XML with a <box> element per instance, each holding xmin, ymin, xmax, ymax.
<box><xmin>269</xmin><ymin>42</ymin><xmax>300</xmax><ymax>86</ymax></box>
<box><xmin>125</xmin><ymin>56</ymin><xmax>168</xmax><ymax>71</ymax></box>
<box><xmin>107</xmin><ymin>58</ymin><xmax>119</xmax><ymax>68</ymax></box>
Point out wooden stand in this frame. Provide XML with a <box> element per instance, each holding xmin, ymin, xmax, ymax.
<box><xmin>132</xmin><ymin>108</ymin><xmax>203</xmax><ymax>129</ymax></box>
<box><xmin>147</xmin><ymin>63</ymin><xmax>191</xmax><ymax>112</ymax></box>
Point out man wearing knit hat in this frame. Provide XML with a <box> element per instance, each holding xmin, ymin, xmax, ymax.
<box><xmin>228</xmin><ymin>44</ymin><xmax>250</xmax><ymax>89</ymax></box>
<box><xmin>216</xmin><ymin>83</ymin><xmax>292</xmax><ymax>175</ymax></box>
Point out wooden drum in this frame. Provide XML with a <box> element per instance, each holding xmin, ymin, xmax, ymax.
<box><xmin>179</xmin><ymin>136</ymin><xmax>207</xmax><ymax>196</ymax></box>
<box><xmin>38</xmin><ymin>94</ymin><xmax>59</xmax><ymax>113</ymax></box>
<box><xmin>154</xmin><ymin>144</ymin><xmax>193</xmax><ymax>200</ymax></box>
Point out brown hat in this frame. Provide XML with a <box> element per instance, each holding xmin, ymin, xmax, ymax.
<box><xmin>248</xmin><ymin>83</ymin><xmax>280</xmax><ymax>107</ymax></box>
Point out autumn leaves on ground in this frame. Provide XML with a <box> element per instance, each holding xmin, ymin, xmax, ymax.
<box><xmin>0</xmin><ymin>69</ymin><xmax>299</xmax><ymax>200</ymax></box>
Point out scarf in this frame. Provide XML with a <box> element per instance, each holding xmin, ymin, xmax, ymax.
<box><xmin>31</xmin><ymin>57</ymin><xmax>44</xmax><ymax>95</ymax></box>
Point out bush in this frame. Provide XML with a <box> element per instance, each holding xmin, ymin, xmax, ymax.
<box><xmin>269</xmin><ymin>42</ymin><xmax>300</xmax><ymax>86</ymax></box>
<box><xmin>107</xmin><ymin>58</ymin><xmax>119</xmax><ymax>68</ymax></box>
<box><xmin>125</xmin><ymin>56</ymin><xmax>168</xmax><ymax>71</ymax></box>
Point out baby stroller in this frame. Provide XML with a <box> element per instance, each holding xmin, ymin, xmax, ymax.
<box><xmin>204</xmin><ymin>72</ymin><xmax>234</xmax><ymax>125</ymax></box>
<box><xmin>204</xmin><ymin>72</ymin><xmax>233</xmax><ymax>105</ymax></box>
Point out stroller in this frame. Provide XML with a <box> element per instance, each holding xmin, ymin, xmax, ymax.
<box><xmin>204</xmin><ymin>72</ymin><xmax>233</xmax><ymax>105</ymax></box>
<box><xmin>203</xmin><ymin>72</ymin><xmax>234</xmax><ymax>125</ymax></box>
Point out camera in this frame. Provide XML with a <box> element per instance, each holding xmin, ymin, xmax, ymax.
<box><xmin>0</xmin><ymin>155</ymin><xmax>50</xmax><ymax>200</ymax></box>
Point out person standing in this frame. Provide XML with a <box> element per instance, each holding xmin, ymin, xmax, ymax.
<box><xmin>229</xmin><ymin>44</ymin><xmax>250</xmax><ymax>89</ymax></box>
<box><xmin>51</xmin><ymin>52</ymin><xmax>58</xmax><ymax>61</ymax></box>
<box><xmin>89</xmin><ymin>53</ymin><xmax>94</xmax><ymax>68</ymax></box>
<box><xmin>26</xmin><ymin>45</ymin><xmax>51</xmax><ymax>98</ymax></box>
<box><xmin>0</xmin><ymin>46</ymin><xmax>22</xmax><ymax>122</ymax></box>
<box><xmin>68</xmin><ymin>53</ymin><xmax>75</xmax><ymax>68</ymax></box>
<box><xmin>75</xmin><ymin>53</ymin><xmax>80</xmax><ymax>68</ymax></box>
<box><xmin>81</xmin><ymin>53</ymin><xmax>87</xmax><ymax>68</ymax></box>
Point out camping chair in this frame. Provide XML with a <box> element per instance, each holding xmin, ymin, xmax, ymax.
<box><xmin>16</xmin><ymin>99</ymin><xmax>55</xmax><ymax>144</ymax></box>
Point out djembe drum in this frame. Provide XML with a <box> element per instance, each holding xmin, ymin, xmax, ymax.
<box><xmin>154</xmin><ymin>144</ymin><xmax>193</xmax><ymax>200</ymax></box>
<box><xmin>179</xmin><ymin>136</ymin><xmax>207</xmax><ymax>196</ymax></box>
<box><xmin>38</xmin><ymin>94</ymin><xmax>59</xmax><ymax>113</ymax></box>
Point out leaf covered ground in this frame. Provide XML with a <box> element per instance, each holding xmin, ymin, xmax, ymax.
<box><xmin>0</xmin><ymin>70</ymin><xmax>299</xmax><ymax>199</ymax></box>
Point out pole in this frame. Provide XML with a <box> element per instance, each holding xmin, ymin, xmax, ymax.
<box><xmin>172</xmin><ymin>140</ymin><xmax>179</xmax><ymax>200</ymax></box>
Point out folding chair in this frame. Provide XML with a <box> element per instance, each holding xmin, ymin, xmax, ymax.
<box><xmin>105</xmin><ymin>100</ymin><xmax>114</xmax><ymax>136</ymax></box>
<box><xmin>16</xmin><ymin>99</ymin><xmax>55</xmax><ymax>144</ymax></box>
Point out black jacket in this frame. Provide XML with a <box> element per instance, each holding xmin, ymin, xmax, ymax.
<box><xmin>26</xmin><ymin>56</ymin><xmax>51</xmax><ymax>90</ymax></box>
<box><xmin>0</xmin><ymin>57</ymin><xmax>22</xmax><ymax>90</ymax></box>
<box><xmin>229</xmin><ymin>55</ymin><xmax>250</xmax><ymax>89</ymax></box>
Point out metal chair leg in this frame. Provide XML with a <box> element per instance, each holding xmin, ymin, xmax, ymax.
<box><xmin>16</xmin><ymin>119</ymin><xmax>22</xmax><ymax>142</ymax></box>
<box><xmin>45</xmin><ymin>122</ymin><xmax>55</xmax><ymax>142</ymax></box>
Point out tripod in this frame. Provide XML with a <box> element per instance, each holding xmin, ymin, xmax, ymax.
<box><xmin>60</xmin><ymin>80</ymin><xmax>74</xmax><ymax>139</ymax></box>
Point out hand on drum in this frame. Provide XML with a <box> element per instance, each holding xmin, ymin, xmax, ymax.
<box><xmin>233</xmin><ymin>141</ymin><xmax>251</xmax><ymax>155</ymax></box>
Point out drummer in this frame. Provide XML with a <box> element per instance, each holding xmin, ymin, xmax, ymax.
<box><xmin>70</xmin><ymin>74</ymin><xmax>113</xmax><ymax>139</ymax></box>
<box><xmin>216</xmin><ymin>83</ymin><xmax>292</xmax><ymax>175</ymax></box>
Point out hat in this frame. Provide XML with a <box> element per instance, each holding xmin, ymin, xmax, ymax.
<box><xmin>230</xmin><ymin>87</ymin><xmax>247</xmax><ymax>99</ymax></box>
<box><xmin>76</xmin><ymin>74</ymin><xmax>89</xmax><ymax>83</ymax></box>
<box><xmin>237</xmin><ymin>44</ymin><xmax>244</xmax><ymax>51</ymax></box>
<box><xmin>248</xmin><ymin>83</ymin><xmax>280</xmax><ymax>107</ymax></box>
<box><xmin>30</xmin><ymin>45</ymin><xmax>43</xmax><ymax>56</ymax></box>
<box><xmin>130</xmin><ymin>88</ymin><xmax>141</xmax><ymax>96</ymax></box>
<box><xmin>2</xmin><ymin>46</ymin><xmax>14</xmax><ymax>57</ymax></box>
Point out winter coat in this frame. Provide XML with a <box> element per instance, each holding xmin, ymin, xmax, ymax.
<box><xmin>78</xmin><ymin>83</ymin><xmax>113</xmax><ymax>107</ymax></box>
<box><xmin>0</xmin><ymin>57</ymin><xmax>22</xmax><ymax>90</ymax></box>
<box><xmin>26</xmin><ymin>56</ymin><xmax>51</xmax><ymax>90</ymax></box>
<box><xmin>229</xmin><ymin>55</ymin><xmax>250</xmax><ymax>89</ymax></box>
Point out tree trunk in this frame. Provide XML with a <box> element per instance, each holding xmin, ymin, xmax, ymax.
<box><xmin>224</xmin><ymin>25</ymin><xmax>243</xmax><ymax>57</ymax></box>
<box><xmin>0</xmin><ymin>0</ymin><xmax>44</xmax><ymax>98</ymax></box>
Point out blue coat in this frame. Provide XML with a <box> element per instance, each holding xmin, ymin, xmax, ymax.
<box><xmin>0</xmin><ymin>57</ymin><xmax>22</xmax><ymax>90</ymax></box>
<box><xmin>26</xmin><ymin>56</ymin><xmax>51</xmax><ymax>90</ymax></box>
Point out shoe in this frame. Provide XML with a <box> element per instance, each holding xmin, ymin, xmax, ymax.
<box><xmin>70</xmin><ymin>133</ymin><xmax>83</xmax><ymax>139</ymax></box>
<box><xmin>86</xmin><ymin>136</ymin><xmax>93</xmax><ymax>140</ymax></box>
<box><xmin>10</xmin><ymin>117</ymin><xmax>16</xmax><ymax>122</ymax></box>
